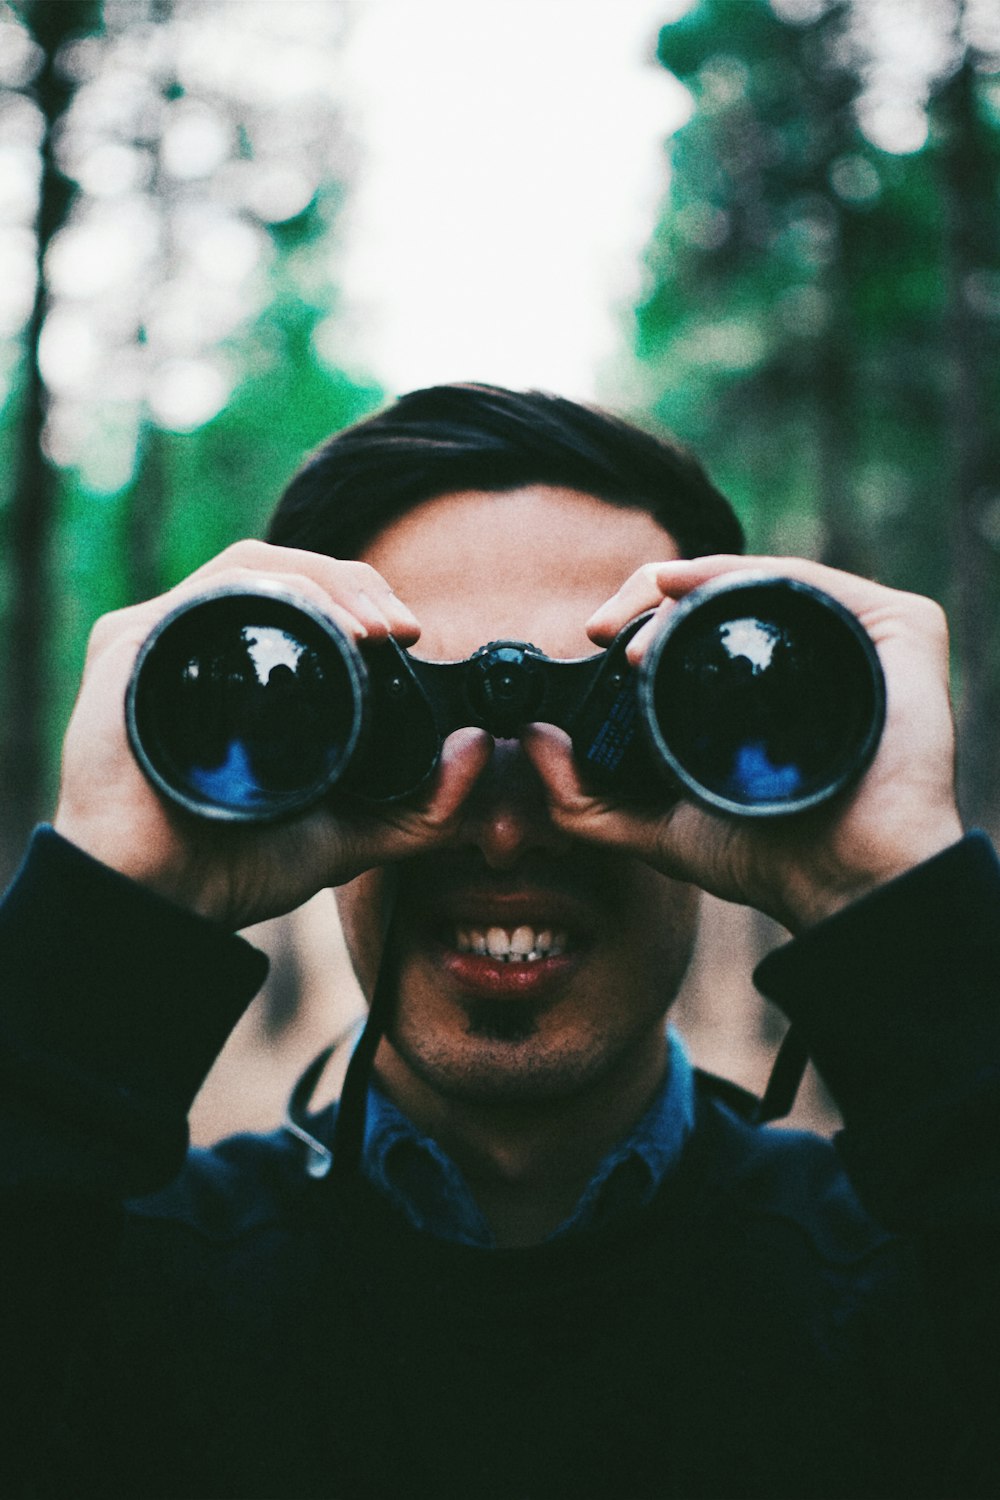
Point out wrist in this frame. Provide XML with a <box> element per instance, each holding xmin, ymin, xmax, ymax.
<box><xmin>783</xmin><ymin>815</ymin><xmax>966</xmax><ymax>932</ymax></box>
<box><xmin>52</xmin><ymin>805</ymin><xmax>226</xmax><ymax>925</ymax></box>
<box><xmin>754</xmin><ymin>833</ymin><xmax>1000</xmax><ymax>1165</ymax></box>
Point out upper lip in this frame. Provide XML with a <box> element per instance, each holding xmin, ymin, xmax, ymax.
<box><xmin>399</xmin><ymin>871</ymin><xmax>605</xmax><ymax>939</ymax></box>
<box><xmin>393</xmin><ymin>849</ymin><xmax>621</xmax><ymax>943</ymax></box>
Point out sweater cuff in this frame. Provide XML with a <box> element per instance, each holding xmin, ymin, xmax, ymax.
<box><xmin>753</xmin><ymin>833</ymin><xmax>1000</xmax><ymax>1130</ymax></box>
<box><xmin>0</xmin><ymin>826</ymin><xmax>269</xmax><ymax>1114</ymax></box>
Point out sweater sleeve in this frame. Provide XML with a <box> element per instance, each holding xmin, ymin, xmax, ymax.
<box><xmin>0</xmin><ymin>827</ymin><xmax>272</xmax><ymax>1492</ymax></box>
<box><xmin>0</xmin><ymin>825</ymin><xmax>269</xmax><ymax>1197</ymax></box>
<box><xmin>753</xmin><ymin>832</ymin><xmax>1000</xmax><ymax>1228</ymax></box>
<box><xmin>754</xmin><ymin>835</ymin><xmax>1000</xmax><ymax>1491</ymax></box>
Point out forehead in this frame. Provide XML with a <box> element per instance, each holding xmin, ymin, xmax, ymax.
<box><xmin>360</xmin><ymin>485</ymin><xmax>681</xmax><ymax>659</ymax></box>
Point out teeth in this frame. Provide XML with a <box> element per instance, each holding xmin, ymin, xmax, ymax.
<box><xmin>486</xmin><ymin>926</ymin><xmax>508</xmax><ymax>958</ymax></box>
<box><xmin>454</xmin><ymin>924</ymin><xmax>568</xmax><ymax>962</ymax></box>
<box><xmin>510</xmin><ymin>926</ymin><xmax>534</xmax><ymax>957</ymax></box>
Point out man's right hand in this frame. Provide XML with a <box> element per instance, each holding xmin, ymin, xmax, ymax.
<box><xmin>53</xmin><ymin>541</ymin><xmax>491</xmax><ymax>930</ymax></box>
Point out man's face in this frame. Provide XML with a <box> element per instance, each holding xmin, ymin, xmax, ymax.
<box><xmin>336</xmin><ymin>486</ymin><xmax>700</xmax><ymax>1110</ymax></box>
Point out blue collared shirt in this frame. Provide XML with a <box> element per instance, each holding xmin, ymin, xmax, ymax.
<box><xmin>360</xmin><ymin>1028</ymin><xmax>696</xmax><ymax>1247</ymax></box>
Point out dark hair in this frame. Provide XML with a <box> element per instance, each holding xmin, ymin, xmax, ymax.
<box><xmin>267</xmin><ymin>382</ymin><xmax>744</xmax><ymax>558</ymax></box>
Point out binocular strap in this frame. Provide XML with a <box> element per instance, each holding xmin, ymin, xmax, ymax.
<box><xmin>330</xmin><ymin>918</ymin><xmax>403</xmax><ymax>1178</ymax></box>
<box><xmin>753</xmin><ymin>1025</ymin><xmax>809</xmax><ymax>1126</ymax></box>
<box><xmin>297</xmin><ymin>931</ymin><xmax>810</xmax><ymax>1178</ymax></box>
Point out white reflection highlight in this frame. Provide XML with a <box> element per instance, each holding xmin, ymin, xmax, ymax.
<box><xmin>243</xmin><ymin>626</ymin><xmax>304</xmax><ymax>685</ymax></box>
<box><xmin>719</xmin><ymin>619</ymin><xmax>779</xmax><ymax>674</ymax></box>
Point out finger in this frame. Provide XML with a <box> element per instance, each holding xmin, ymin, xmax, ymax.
<box><xmin>190</xmin><ymin>567</ymin><xmax>379</xmax><ymax>642</ymax></box>
<box><xmin>520</xmin><ymin>722</ymin><xmax>621</xmax><ymax>832</ymax></box>
<box><xmin>519</xmin><ymin>722</ymin><xmax>579</xmax><ymax>798</ymax></box>
<box><xmin>418</xmin><ymin>727</ymin><xmax>495</xmax><ymax>830</ymax></box>
<box><xmin>183</xmin><ymin>541</ymin><xmax>423</xmax><ymax>644</ymax></box>
<box><xmin>521</xmin><ymin>722</ymin><xmax>733</xmax><ymax>893</ymax></box>
<box><xmin>521</xmin><ymin>722</ymin><xmax>672</xmax><ymax>861</ymax></box>
<box><xmin>585</xmin><ymin>561</ymin><xmax>688</xmax><ymax>644</ymax></box>
<box><xmin>586</xmin><ymin>555</ymin><xmax>791</xmax><ymax>644</ymax></box>
<box><xmin>352</xmin><ymin>728</ymin><xmax>494</xmax><ymax>870</ymax></box>
<box><xmin>643</xmin><ymin>554</ymin><xmax>901</xmax><ymax>621</ymax></box>
<box><xmin>624</xmin><ymin>605</ymin><xmax>672</xmax><ymax>667</ymax></box>
<box><xmin>589</xmin><ymin>553</ymin><xmax>923</xmax><ymax>673</ymax></box>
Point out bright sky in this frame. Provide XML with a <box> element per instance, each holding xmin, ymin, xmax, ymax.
<box><xmin>336</xmin><ymin>0</ymin><xmax>694</xmax><ymax>402</ymax></box>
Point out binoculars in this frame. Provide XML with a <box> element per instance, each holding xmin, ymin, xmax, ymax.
<box><xmin>125</xmin><ymin>574</ymin><xmax>885</xmax><ymax>824</ymax></box>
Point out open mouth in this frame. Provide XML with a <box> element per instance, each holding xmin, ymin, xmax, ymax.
<box><xmin>398</xmin><ymin>871</ymin><xmax>601</xmax><ymax>1001</ymax></box>
<box><xmin>453</xmin><ymin>924</ymin><xmax>569</xmax><ymax>963</ymax></box>
<box><xmin>423</xmin><ymin>913</ymin><xmax>583</xmax><ymax>1003</ymax></box>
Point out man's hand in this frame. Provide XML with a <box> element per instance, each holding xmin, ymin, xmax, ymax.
<box><xmin>524</xmin><ymin>555</ymin><xmax>964</xmax><ymax>933</ymax></box>
<box><xmin>54</xmin><ymin>540</ymin><xmax>491</xmax><ymax>930</ymax></box>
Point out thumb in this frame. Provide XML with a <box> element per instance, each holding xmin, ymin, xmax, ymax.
<box><xmin>520</xmin><ymin>722</ymin><xmax>634</xmax><ymax>841</ymax></box>
<box><xmin>361</xmin><ymin>726</ymin><xmax>494</xmax><ymax>865</ymax></box>
<box><xmin>521</xmin><ymin>721</ymin><xmax>711</xmax><ymax>883</ymax></box>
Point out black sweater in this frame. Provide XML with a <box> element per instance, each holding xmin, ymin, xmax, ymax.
<box><xmin>2</xmin><ymin>828</ymin><xmax>1000</xmax><ymax>1498</ymax></box>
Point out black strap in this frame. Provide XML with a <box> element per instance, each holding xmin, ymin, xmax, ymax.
<box><xmin>753</xmin><ymin>1024</ymin><xmax>809</xmax><ymax>1125</ymax></box>
<box><xmin>331</xmin><ymin>911</ymin><xmax>402</xmax><ymax>1176</ymax></box>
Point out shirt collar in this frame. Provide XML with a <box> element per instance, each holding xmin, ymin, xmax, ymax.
<box><xmin>360</xmin><ymin>1028</ymin><xmax>696</xmax><ymax>1248</ymax></box>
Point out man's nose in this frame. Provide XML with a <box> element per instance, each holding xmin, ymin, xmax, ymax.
<box><xmin>457</xmin><ymin>738</ymin><xmax>570</xmax><ymax>870</ymax></box>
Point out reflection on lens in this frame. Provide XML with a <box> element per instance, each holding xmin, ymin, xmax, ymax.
<box><xmin>730</xmin><ymin>739</ymin><xmax>803</xmax><ymax>802</ymax></box>
<box><xmin>127</xmin><ymin>591</ymin><xmax>366</xmax><ymax>821</ymax></box>
<box><xmin>640</xmin><ymin>579</ymin><xmax>885</xmax><ymax>816</ymax></box>
<box><xmin>187</xmin><ymin>738</ymin><xmax>260</xmax><ymax>807</ymax></box>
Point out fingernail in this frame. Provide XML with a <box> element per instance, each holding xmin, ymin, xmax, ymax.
<box><xmin>625</xmin><ymin>622</ymin><xmax>656</xmax><ymax>665</ymax></box>
<box><xmin>384</xmin><ymin>590</ymin><xmax>419</xmax><ymax>625</ymax></box>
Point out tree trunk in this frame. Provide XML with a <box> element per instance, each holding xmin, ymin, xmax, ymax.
<box><xmin>0</xmin><ymin>1</ymin><xmax>100</xmax><ymax>881</ymax></box>
<box><xmin>936</xmin><ymin>54</ymin><xmax>1000</xmax><ymax>833</ymax></box>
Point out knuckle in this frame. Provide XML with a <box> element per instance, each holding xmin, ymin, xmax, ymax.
<box><xmin>85</xmin><ymin>605</ymin><xmax>137</xmax><ymax>661</ymax></box>
<box><xmin>215</xmin><ymin>538</ymin><xmax>274</xmax><ymax>568</ymax></box>
<box><xmin>340</xmin><ymin>559</ymin><xmax>385</xmax><ymax>591</ymax></box>
<box><xmin>264</xmin><ymin>569</ymin><xmax>327</xmax><ymax>604</ymax></box>
<box><xmin>900</xmin><ymin>590</ymin><xmax>949</xmax><ymax>644</ymax></box>
<box><xmin>419</xmin><ymin>803</ymin><xmax>459</xmax><ymax>840</ymax></box>
<box><xmin>919</xmin><ymin>594</ymin><xmax>948</xmax><ymax>634</ymax></box>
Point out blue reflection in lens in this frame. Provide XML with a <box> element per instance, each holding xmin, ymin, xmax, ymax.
<box><xmin>188</xmin><ymin>739</ymin><xmax>266</xmax><ymax>809</ymax></box>
<box><xmin>730</xmin><ymin>741</ymin><xmax>803</xmax><ymax>802</ymax></box>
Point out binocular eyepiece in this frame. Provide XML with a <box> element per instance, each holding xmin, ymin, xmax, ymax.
<box><xmin>125</xmin><ymin>574</ymin><xmax>886</xmax><ymax>824</ymax></box>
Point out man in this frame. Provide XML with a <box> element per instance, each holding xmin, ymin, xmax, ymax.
<box><xmin>2</xmin><ymin>384</ymin><xmax>998</xmax><ymax>1498</ymax></box>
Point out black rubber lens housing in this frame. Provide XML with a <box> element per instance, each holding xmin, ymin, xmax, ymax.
<box><xmin>126</xmin><ymin>585</ymin><xmax>367</xmax><ymax>822</ymax></box>
<box><xmin>637</xmin><ymin>575</ymin><xmax>886</xmax><ymax>816</ymax></box>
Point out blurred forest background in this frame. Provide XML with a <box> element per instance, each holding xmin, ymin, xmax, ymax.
<box><xmin>1</xmin><ymin>0</ymin><xmax>998</xmax><ymax>1139</ymax></box>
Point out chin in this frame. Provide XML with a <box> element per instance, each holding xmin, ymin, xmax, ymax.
<box><xmin>385</xmin><ymin>1019</ymin><xmax>632</xmax><ymax>1109</ymax></box>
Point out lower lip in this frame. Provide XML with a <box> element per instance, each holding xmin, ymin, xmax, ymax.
<box><xmin>436</xmin><ymin>947</ymin><xmax>578</xmax><ymax>999</ymax></box>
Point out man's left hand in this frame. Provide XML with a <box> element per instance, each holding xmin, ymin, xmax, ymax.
<box><xmin>523</xmin><ymin>555</ymin><xmax>963</xmax><ymax>933</ymax></box>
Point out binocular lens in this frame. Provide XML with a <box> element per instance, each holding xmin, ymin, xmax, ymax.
<box><xmin>642</xmin><ymin>579</ymin><xmax>884</xmax><ymax>815</ymax></box>
<box><xmin>127</xmin><ymin>590</ymin><xmax>366</xmax><ymax>820</ymax></box>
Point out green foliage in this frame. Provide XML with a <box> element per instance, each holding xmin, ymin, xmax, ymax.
<box><xmin>156</xmin><ymin>307</ymin><xmax>381</xmax><ymax>587</ymax></box>
<box><xmin>49</xmin><ymin>291</ymin><xmax>381</xmax><ymax>757</ymax></box>
<box><xmin>0</xmin><ymin>0</ymin><xmax>387</xmax><ymax>848</ymax></box>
